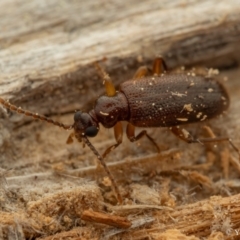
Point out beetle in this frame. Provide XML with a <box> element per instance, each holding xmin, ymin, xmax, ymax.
<box><xmin>0</xmin><ymin>57</ymin><xmax>239</xmax><ymax>203</ymax></box>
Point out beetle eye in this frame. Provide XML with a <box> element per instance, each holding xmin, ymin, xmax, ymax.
<box><xmin>85</xmin><ymin>126</ymin><xmax>99</xmax><ymax>137</ymax></box>
<box><xmin>74</xmin><ymin>111</ymin><xmax>82</xmax><ymax>122</ymax></box>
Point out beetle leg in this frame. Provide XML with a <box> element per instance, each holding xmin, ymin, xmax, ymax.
<box><xmin>66</xmin><ymin>132</ymin><xmax>75</xmax><ymax>144</ymax></box>
<box><xmin>133</xmin><ymin>57</ymin><xmax>168</xmax><ymax>78</ymax></box>
<box><xmin>126</xmin><ymin>123</ymin><xmax>160</xmax><ymax>152</ymax></box>
<box><xmin>133</xmin><ymin>66</ymin><xmax>149</xmax><ymax>79</ymax></box>
<box><xmin>152</xmin><ymin>56</ymin><xmax>168</xmax><ymax>76</ymax></box>
<box><xmin>170</xmin><ymin>126</ymin><xmax>196</xmax><ymax>143</ymax></box>
<box><xmin>94</xmin><ymin>62</ymin><xmax>116</xmax><ymax>97</ymax></box>
<box><xmin>170</xmin><ymin>126</ymin><xmax>240</xmax><ymax>159</ymax></box>
<box><xmin>102</xmin><ymin>122</ymin><xmax>123</xmax><ymax>158</ymax></box>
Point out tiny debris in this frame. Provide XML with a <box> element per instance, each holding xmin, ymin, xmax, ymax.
<box><xmin>182</xmin><ymin>104</ymin><xmax>193</xmax><ymax>112</ymax></box>
<box><xmin>81</xmin><ymin>210</ymin><xmax>131</xmax><ymax>228</ymax></box>
<box><xmin>208</xmin><ymin>68</ymin><xmax>219</xmax><ymax>76</ymax></box>
<box><xmin>196</xmin><ymin>112</ymin><xmax>203</xmax><ymax>118</ymax></box>
<box><xmin>100</xmin><ymin>111</ymin><xmax>109</xmax><ymax>116</ymax></box>
<box><xmin>208</xmin><ymin>88</ymin><xmax>214</xmax><ymax>93</ymax></box>
<box><xmin>177</xmin><ymin>118</ymin><xmax>188</xmax><ymax>122</ymax></box>
<box><xmin>201</xmin><ymin>115</ymin><xmax>207</xmax><ymax>121</ymax></box>
<box><xmin>182</xmin><ymin>128</ymin><xmax>190</xmax><ymax>139</ymax></box>
<box><xmin>130</xmin><ymin>184</ymin><xmax>160</xmax><ymax>205</ymax></box>
<box><xmin>171</xmin><ymin>92</ymin><xmax>187</xmax><ymax>97</ymax></box>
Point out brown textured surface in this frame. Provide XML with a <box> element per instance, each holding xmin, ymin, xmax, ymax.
<box><xmin>0</xmin><ymin>0</ymin><xmax>240</xmax><ymax>239</ymax></box>
<box><xmin>120</xmin><ymin>73</ymin><xmax>229</xmax><ymax>127</ymax></box>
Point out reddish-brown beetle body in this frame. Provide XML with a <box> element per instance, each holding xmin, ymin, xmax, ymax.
<box><xmin>93</xmin><ymin>73</ymin><xmax>229</xmax><ymax>129</ymax></box>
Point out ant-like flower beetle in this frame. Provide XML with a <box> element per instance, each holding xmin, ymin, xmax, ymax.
<box><xmin>0</xmin><ymin>57</ymin><xmax>239</xmax><ymax>204</ymax></box>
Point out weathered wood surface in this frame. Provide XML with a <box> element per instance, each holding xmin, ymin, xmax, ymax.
<box><xmin>0</xmin><ymin>0</ymin><xmax>240</xmax><ymax>113</ymax></box>
<box><xmin>1</xmin><ymin>0</ymin><xmax>240</xmax><ymax>239</ymax></box>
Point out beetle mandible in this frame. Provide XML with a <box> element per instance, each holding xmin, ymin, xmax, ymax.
<box><xmin>0</xmin><ymin>57</ymin><xmax>239</xmax><ymax>204</ymax></box>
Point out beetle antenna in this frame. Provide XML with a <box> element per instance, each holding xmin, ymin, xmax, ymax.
<box><xmin>0</xmin><ymin>97</ymin><xmax>72</xmax><ymax>130</ymax></box>
<box><xmin>94</xmin><ymin>62</ymin><xmax>116</xmax><ymax>97</ymax></box>
<box><xmin>82</xmin><ymin>136</ymin><xmax>123</xmax><ymax>204</ymax></box>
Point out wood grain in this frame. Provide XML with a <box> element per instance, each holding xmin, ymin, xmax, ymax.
<box><xmin>0</xmin><ymin>0</ymin><xmax>240</xmax><ymax>113</ymax></box>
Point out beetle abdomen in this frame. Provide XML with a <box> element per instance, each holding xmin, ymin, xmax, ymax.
<box><xmin>120</xmin><ymin>73</ymin><xmax>229</xmax><ymax>127</ymax></box>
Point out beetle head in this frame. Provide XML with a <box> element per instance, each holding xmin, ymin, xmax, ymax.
<box><xmin>72</xmin><ymin>111</ymin><xmax>99</xmax><ymax>142</ymax></box>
